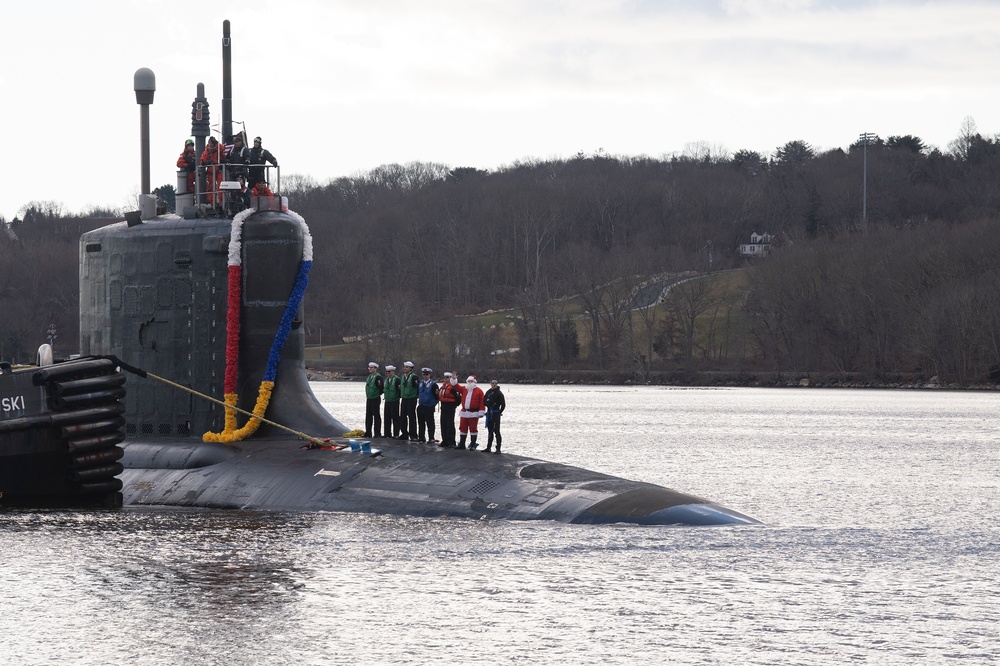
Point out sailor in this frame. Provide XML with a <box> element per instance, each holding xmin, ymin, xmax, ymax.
<box><xmin>236</xmin><ymin>175</ymin><xmax>251</xmax><ymax>210</ymax></box>
<box><xmin>416</xmin><ymin>367</ymin><xmax>439</xmax><ymax>443</ymax></box>
<box><xmin>249</xmin><ymin>136</ymin><xmax>278</xmax><ymax>187</ymax></box>
<box><xmin>382</xmin><ymin>365</ymin><xmax>402</xmax><ymax>438</ymax></box>
<box><xmin>399</xmin><ymin>361</ymin><xmax>419</xmax><ymax>441</ymax></box>
<box><xmin>225</xmin><ymin>131</ymin><xmax>250</xmax><ymax>181</ymax></box>
<box><xmin>437</xmin><ymin>372</ymin><xmax>461</xmax><ymax>448</ymax></box>
<box><xmin>251</xmin><ymin>179</ymin><xmax>274</xmax><ymax>197</ymax></box>
<box><xmin>457</xmin><ymin>375</ymin><xmax>486</xmax><ymax>450</ymax></box>
<box><xmin>364</xmin><ymin>362</ymin><xmax>383</xmax><ymax>439</ymax></box>
<box><xmin>176</xmin><ymin>139</ymin><xmax>197</xmax><ymax>193</ymax></box>
<box><xmin>200</xmin><ymin>136</ymin><xmax>224</xmax><ymax>206</ymax></box>
<box><xmin>483</xmin><ymin>379</ymin><xmax>506</xmax><ymax>453</ymax></box>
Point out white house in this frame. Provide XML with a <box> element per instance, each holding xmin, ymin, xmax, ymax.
<box><xmin>739</xmin><ymin>232</ymin><xmax>773</xmax><ymax>257</ymax></box>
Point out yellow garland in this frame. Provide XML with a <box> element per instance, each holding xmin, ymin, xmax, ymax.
<box><xmin>223</xmin><ymin>392</ymin><xmax>239</xmax><ymax>432</ymax></box>
<box><xmin>202</xmin><ymin>382</ymin><xmax>274</xmax><ymax>443</ymax></box>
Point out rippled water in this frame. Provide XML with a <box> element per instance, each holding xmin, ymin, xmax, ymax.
<box><xmin>3</xmin><ymin>385</ymin><xmax>999</xmax><ymax>664</ymax></box>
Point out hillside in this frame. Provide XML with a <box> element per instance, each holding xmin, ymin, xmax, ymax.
<box><xmin>5</xmin><ymin>133</ymin><xmax>1000</xmax><ymax>384</ymax></box>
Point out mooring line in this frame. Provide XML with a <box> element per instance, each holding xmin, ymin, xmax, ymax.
<box><xmin>101</xmin><ymin>355</ymin><xmax>331</xmax><ymax>447</ymax></box>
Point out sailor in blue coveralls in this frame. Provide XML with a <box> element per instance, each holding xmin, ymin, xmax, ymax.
<box><xmin>416</xmin><ymin>367</ymin><xmax>439</xmax><ymax>443</ymax></box>
<box><xmin>483</xmin><ymin>379</ymin><xmax>506</xmax><ymax>453</ymax></box>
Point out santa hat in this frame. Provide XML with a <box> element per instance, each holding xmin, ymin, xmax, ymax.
<box><xmin>466</xmin><ymin>375</ymin><xmax>477</xmax><ymax>383</ymax></box>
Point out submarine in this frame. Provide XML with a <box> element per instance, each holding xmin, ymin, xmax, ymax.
<box><xmin>70</xmin><ymin>21</ymin><xmax>759</xmax><ymax>526</ymax></box>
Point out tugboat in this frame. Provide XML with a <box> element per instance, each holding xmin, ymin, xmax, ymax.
<box><xmin>69</xmin><ymin>20</ymin><xmax>759</xmax><ymax>525</ymax></box>
<box><xmin>0</xmin><ymin>349</ymin><xmax>126</xmax><ymax>508</ymax></box>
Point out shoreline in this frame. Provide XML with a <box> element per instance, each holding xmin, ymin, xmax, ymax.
<box><xmin>305</xmin><ymin>368</ymin><xmax>1000</xmax><ymax>391</ymax></box>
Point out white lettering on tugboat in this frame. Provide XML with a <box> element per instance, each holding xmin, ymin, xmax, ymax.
<box><xmin>1</xmin><ymin>395</ymin><xmax>25</xmax><ymax>412</ymax></box>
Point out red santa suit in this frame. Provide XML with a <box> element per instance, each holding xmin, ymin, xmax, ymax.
<box><xmin>458</xmin><ymin>376</ymin><xmax>486</xmax><ymax>435</ymax></box>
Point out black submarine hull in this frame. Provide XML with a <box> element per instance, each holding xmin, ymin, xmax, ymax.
<box><xmin>120</xmin><ymin>437</ymin><xmax>758</xmax><ymax>525</ymax></box>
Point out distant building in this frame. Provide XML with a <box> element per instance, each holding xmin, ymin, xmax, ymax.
<box><xmin>739</xmin><ymin>232</ymin><xmax>773</xmax><ymax>257</ymax></box>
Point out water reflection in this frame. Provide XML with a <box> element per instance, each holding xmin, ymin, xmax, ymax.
<box><xmin>3</xmin><ymin>385</ymin><xmax>1000</xmax><ymax>665</ymax></box>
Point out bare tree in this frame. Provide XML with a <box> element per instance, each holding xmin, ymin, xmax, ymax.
<box><xmin>663</xmin><ymin>275</ymin><xmax>727</xmax><ymax>366</ymax></box>
<box><xmin>948</xmin><ymin>116</ymin><xmax>979</xmax><ymax>162</ymax></box>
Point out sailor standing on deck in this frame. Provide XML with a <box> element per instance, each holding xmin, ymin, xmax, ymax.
<box><xmin>399</xmin><ymin>361</ymin><xmax>419</xmax><ymax>441</ymax></box>
<box><xmin>437</xmin><ymin>372</ymin><xmax>460</xmax><ymax>448</ymax></box>
<box><xmin>483</xmin><ymin>379</ymin><xmax>506</xmax><ymax>453</ymax></box>
<box><xmin>382</xmin><ymin>365</ymin><xmax>402</xmax><ymax>438</ymax></box>
<box><xmin>457</xmin><ymin>375</ymin><xmax>486</xmax><ymax>450</ymax></box>
<box><xmin>416</xmin><ymin>367</ymin><xmax>439</xmax><ymax>443</ymax></box>
<box><xmin>364</xmin><ymin>362</ymin><xmax>383</xmax><ymax>439</ymax></box>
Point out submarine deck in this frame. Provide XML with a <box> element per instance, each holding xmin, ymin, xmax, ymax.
<box><xmin>120</xmin><ymin>436</ymin><xmax>760</xmax><ymax>526</ymax></box>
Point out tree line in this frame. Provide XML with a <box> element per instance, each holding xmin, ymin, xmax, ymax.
<box><xmin>4</xmin><ymin>117</ymin><xmax>1000</xmax><ymax>383</ymax></box>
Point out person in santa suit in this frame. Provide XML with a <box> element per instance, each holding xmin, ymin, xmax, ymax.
<box><xmin>456</xmin><ymin>375</ymin><xmax>486</xmax><ymax>450</ymax></box>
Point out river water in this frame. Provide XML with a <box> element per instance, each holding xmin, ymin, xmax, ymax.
<box><xmin>2</xmin><ymin>384</ymin><xmax>998</xmax><ymax>665</ymax></box>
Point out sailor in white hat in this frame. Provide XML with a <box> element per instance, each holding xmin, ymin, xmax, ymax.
<box><xmin>400</xmin><ymin>362</ymin><xmax>419</xmax><ymax>440</ymax></box>
<box><xmin>382</xmin><ymin>365</ymin><xmax>401</xmax><ymax>438</ymax></box>
<box><xmin>364</xmin><ymin>362</ymin><xmax>384</xmax><ymax>438</ymax></box>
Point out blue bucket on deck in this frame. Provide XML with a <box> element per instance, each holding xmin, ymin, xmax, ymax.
<box><xmin>349</xmin><ymin>439</ymin><xmax>360</xmax><ymax>452</ymax></box>
<box><xmin>361</xmin><ymin>441</ymin><xmax>372</xmax><ymax>454</ymax></box>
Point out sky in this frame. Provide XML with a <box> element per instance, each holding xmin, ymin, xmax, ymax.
<box><xmin>2</xmin><ymin>0</ymin><xmax>999</xmax><ymax>221</ymax></box>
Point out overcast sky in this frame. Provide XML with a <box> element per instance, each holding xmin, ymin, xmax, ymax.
<box><xmin>2</xmin><ymin>0</ymin><xmax>998</xmax><ymax>221</ymax></box>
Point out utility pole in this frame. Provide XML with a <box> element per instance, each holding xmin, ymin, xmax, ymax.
<box><xmin>859</xmin><ymin>132</ymin><xmax>876</xmax><ymax>234</ymax></box>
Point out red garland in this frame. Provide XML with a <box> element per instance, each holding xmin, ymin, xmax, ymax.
<box><xmin>224</xmin><ymin>264</ymin><xmax>242</xmax><ymax>394</ymax></box>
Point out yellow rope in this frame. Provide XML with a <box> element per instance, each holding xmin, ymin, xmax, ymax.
<box><xmin>142</xmin><ymin>371</ymin><xmax>327</xmax><ymax>446</ymax></box>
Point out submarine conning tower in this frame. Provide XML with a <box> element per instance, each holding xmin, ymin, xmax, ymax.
<box><xmin>78</xmin><ymin>19</ymin><xmax>346</xmax><ymax>444</ymax></box>
<box><xmin>79</xmin><ymin>211</ymin><xmax>347</xmax><ymax>441</ymax></box>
